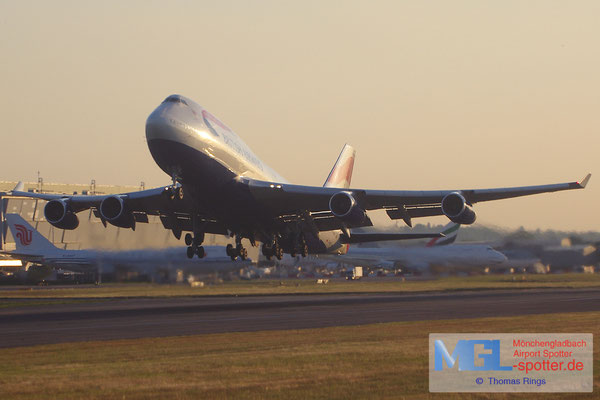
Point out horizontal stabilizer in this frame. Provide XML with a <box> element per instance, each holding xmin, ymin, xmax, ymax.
<box><xmin>340</xmin><ymin>232</ymin><xmax>444</xmax><ymax>244</ymax></box>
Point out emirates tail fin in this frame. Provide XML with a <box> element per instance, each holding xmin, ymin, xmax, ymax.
<box><xmin>426</xmin><ymin>222</ymin><xmax>460</xmax><ymax>247</ymax></box>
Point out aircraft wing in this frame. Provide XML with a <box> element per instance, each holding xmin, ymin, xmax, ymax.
<box><xmin>244</xmin><ymin>173</ymin><xmax>591</xmax><ymax>227</ymax></box>
<box><xmin>9</xmin><ymin>184</ymin><xmax>228</xmax><ymax>237</ymax></box>
<box><xmin>10</xmin><ymin>185</ymin><xmax>171</xmax><ymax>214</ymax></box>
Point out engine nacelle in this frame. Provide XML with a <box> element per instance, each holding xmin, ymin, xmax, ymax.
<box><xmin>329</xmin><ymin>191</ymin><xmax>367</xmax><ymax>226</ymax></box>
<box><xmin>99</xmin><ymin>195</ymin><xmax>135</xmax><ymax>229</ymax></box>
<box><xmin>44</xmin><ymin>199</ymin><xmax>79</xmax><ymax>230</ymax></box>
<box><xmin>441</xmin><ymin>192</ymin><xmax>477</xmax><ymax>225</ymax></box>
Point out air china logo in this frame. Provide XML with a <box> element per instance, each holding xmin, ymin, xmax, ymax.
<box><xmin>14</xmin><ymin>224</ymin><xmax>32</xmax><ymax>246</ymax></box>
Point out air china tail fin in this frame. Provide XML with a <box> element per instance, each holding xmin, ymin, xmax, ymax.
<box><xmin>5</xmin><ymin>214</ymin><xmax>58</xmax><ymax>253</ymax></box>
<box><xmin>323</xmin><ymin>144</ymin><xmax>355</xmax><ymax>189</ymax></box>
<box><xmin>426</xmin><ymin>222</ymin><xmax>460</xmax><ymax>247</ymax></box>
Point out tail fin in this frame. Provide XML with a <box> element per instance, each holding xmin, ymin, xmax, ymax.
<box><xmin>11</xmin><ymin>181</ymin><xmax>24</xmax><ymax>192</ymax></box>
<box><xmin>5</xmin><ymin>214</ymin><xmax>58</xmax><ymax>253</ymax></box>
<box><xmin>426</xmin><ymin>222</ymin><xmax>460</xmax><ymax>247</ymax></box>
<box><xmin>323</xmin><ymin>144</ymin><xmax>355</xmax><ymax>189</ymax></box>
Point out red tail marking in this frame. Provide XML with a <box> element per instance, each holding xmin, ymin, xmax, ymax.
<box><xmin>14</xmin><ymin>224</ymin><xmax>32</xmax><ymax>246</ymax></box>
<box><xmin>326</xmin><ymin>156</ymin><xmax>354</xmax><ymax>186</ymax></box>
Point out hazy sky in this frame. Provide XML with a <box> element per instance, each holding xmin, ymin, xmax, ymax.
<box><xmin>1</xmin><ymin>1</ymin><xmax>598</xmax><ymax>230</ymax></box>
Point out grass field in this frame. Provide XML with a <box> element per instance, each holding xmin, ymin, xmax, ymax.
<box><xmin>0</xmin><ymin>274</ymin><xmax>599</xmax><ymax>301</ymax></box>
<box><xmin>0</xmin><ymin>311</ymin><xmax>597</xmax><ymax>399</ymax></box>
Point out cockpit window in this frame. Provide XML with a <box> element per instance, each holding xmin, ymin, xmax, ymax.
<box><xmin>163</xmin><ymin>95</ymin><xmax>188</xmax><ymax>106</ymax></box>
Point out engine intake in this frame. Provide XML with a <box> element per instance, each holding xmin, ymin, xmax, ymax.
<box><xmin>329</xmin><ymin>191</ymin><xmax>367</xmax><ymax>226</ymax></box>
<box><xmin>100</xmin><ymin>195</ymin><xmax>135</xmax><ymax>229</ymax></box>
<box><xmin>441</xmin><ymin>192</ymin><xmax>476</xmax><ymax>225</ymax></box>
<box><xmin>44</xmin><ymin>199</ymin><xmax>79</xmax><ymax>230</ymax></box>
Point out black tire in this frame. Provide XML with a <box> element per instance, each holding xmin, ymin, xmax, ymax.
<box><xmin>186</xmin><ymin>246</ymin><xmax>194</xmax><ymax>259</ymax></box>
<box><xmin>185</xmin><ymin>233</ymin><xmax>193</xmax><ymax>246</ymax></box>
<box><xmin>196</xmin><ymin>246</ymin><xmax>205</xmax><ymax>258</ymax></box>
<box><xmin>226</xmin><ymin>244</ymin><xmax>234</xmax><ymax>257</ymax></box>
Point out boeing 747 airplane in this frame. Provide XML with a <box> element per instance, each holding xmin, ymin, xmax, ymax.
<box><xmin>10</xmin><ymin>95</ymin><xmax>591</xmax><ymax>260</ymax></box>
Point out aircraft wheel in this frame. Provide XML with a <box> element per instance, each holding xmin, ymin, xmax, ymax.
<box><xmin>185</xmin><ymin>233</ymin><xmax>193</xmax><ymax>246</ymax></box>
<box><xmin>226</xmin><ymin>244</ymin><xmax>234</xmax><ymax>257</ymax></box>
<box><xmin>186</xmin><ymin>246</ymin><xmax>195</xmax><ymax>259</ymax></box>
<box><xmin>196</xmin><ymin>246</ymin><xmax>205</xmax><ymax>258</ymax></box>
<box><xmin>275</xmin><ymin>247</ymin><xmax>284</xmax><ymax>260</ymax></box>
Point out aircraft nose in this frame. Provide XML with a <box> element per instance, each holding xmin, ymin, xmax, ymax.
<box><xmin>495</xmin><ymin>251</ymin><xmax>508</xmax><ymax>263</ymax></box>
<box><xmin>146</xmin><ymin>96</ymin><xmax>190</xmax><ymax>142</ymax></box>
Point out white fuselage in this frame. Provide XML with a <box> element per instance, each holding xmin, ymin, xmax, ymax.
<box><xmin>332</xmin><ymin>244</ymin><xmax>507</xmax><ymax>272</ymax></box>
<box><xmin>16</xmin><ymin>246</ymin><xmax>241</xmax><ymax>274</ymax></box>
<box><xmin>145</xmin><ymin>95</ymin><xmax>347</xmax><ymax>254</ymax></box>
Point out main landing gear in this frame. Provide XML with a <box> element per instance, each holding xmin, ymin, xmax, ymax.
<box><xmin>185</xmin><ymin>214</ymin><xmax>206</xmax><ymax>259</ymax></box>
<box><xmin>261</xmin><ymin>238</ymin><xmax>284</xmax><ymax>261</ymax></box>
<box><xmin>226</xmin><ymin>236</ymin><xmax>248</xmax><ymax>261</ymax></box>
<box><xmin>290</xmin><ymin>234</ymin><xmax>308</xmax><ymax>258</ymax></box>
<box><xmin>185</xmin><ymin>232</ymin><xmax>205</xmax><ymax>258</ymax></box>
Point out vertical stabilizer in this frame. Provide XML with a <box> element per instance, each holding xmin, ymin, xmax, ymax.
<box><xmin>426</xmin><ymin>222</ymin><xmax>460</xmax><ymax>247</ymax></box>
<box><xmin>323</xmin><ymin>144</ymin><xmax>355</xmax><ymax>189</ymax></box>
<box><xmin>5</xmin><ymin>214</ymin><xmax>58</xmax><ymax>253</ymax></box>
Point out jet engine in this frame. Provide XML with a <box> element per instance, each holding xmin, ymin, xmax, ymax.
<box><xmin>99</xmin><ymin>195</ymin><xmax>135</xmax><ymax>229</ymax></box>
<box><xmin>44</xmin><ymin>199</ymin><xmax>79</xmax><ymax>230</ymax></box>
<box><xmin>441</xmin><ymin>192</ymin><xmax>476</xmax><ymax>225</ymax></box>
<box><xmin>329</xmin><ymin>191</ymin><xmax>367</xmax><ymax>225</ymax></box>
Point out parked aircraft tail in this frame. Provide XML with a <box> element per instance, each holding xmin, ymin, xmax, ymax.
<box><xmin>5</xmin><ymin>214</ymin><xmax>58</xmax><ymax>253</ymax></box>
<box><xmin>426</xmin><ymin>222</ymin><xmax>460</xmax><ymax>247</ymax></box>
<box><xmin>323</xmin><ymin>144</ymin><xmax>355</xmax><ymax>189</ymax></box>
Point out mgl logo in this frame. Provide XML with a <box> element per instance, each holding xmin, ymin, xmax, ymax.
<box><xmin>435</xmin><ymin>339</ymin><xmax>513</xmax><ymax>371</ymax></box>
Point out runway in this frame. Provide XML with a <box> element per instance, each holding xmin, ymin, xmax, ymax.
<box><xmin>1</xmin><ymin>288</ymin><xmax>599</xmax><ymax>348</ymax></box>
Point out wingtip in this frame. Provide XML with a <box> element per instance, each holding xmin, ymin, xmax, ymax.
<box><xmin>578</xmin><ymin>173</ymin><xmax>591</xmax><ymax>188</ymax></box>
